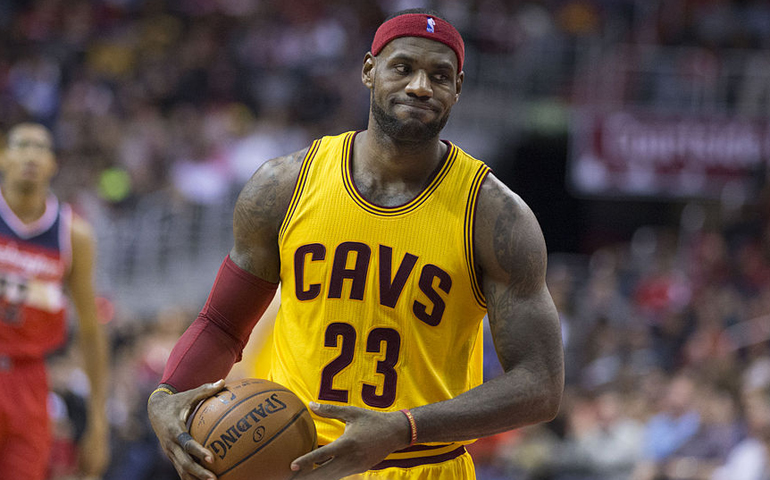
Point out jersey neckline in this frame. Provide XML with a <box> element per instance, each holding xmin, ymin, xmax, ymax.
<box><xmin>0</xmin><ymin>192</ymin><xmax>59</xmax><ymax>239</ymax></box>
<box><xmin>340</xmin><ymin>131</ymin><xmax>458</xmax><ymax>217</ymax></box>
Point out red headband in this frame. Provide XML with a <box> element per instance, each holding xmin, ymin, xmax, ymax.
<box><xmin>371</xmin><ymin>14</ymin><xmax>465</xmax><ymax>72</ymax></box>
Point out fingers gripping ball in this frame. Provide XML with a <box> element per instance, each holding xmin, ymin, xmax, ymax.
<box><xmin>188</xmin><ymin>378</ymin><xmax>317</xmax><ymax>480</ymax></box>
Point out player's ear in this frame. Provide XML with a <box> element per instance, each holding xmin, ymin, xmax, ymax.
<box><xmin>50</xmin><ymin>157</ymin><xmax>59</xmax><ymax>179</ymax></box>
<box><xmin>454</xmin><ymin>70</ymin><xmax>464</xmax><ymax>103</ymax></box>
<box><xmin>362</xmin><ymin>53</ymin><xmax>375</xmax><ymax>90</ymax></box>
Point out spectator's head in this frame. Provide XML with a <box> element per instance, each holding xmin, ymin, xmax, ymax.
<box><xmin>743</xmin><ymin>388</ymin><xmax>770</xmax><ymax>439</ymax></box>
<box><xmin>662</xmin><ymin>373</ymin><xmax>698</xmax><ymax>416</ymax></box>
<box><xmin>595</xmin><ymin>390</ymin><xmax>624</xmax><ymax>427</ymax></box>
<box><xmin>697</xmin><ymin>385</ymin><xmax>739</xmax><ymax>426</ymax></box>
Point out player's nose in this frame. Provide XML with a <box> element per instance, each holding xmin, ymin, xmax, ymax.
<box><xmin>405</xmin><ymin>70</ymin><xmax>432</xmax><ymax>98</ymax></box>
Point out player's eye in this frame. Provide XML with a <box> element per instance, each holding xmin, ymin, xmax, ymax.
<box><xmin>394</xmin><ymin>64</ymin><xmax>410</xmax><ymax>75</ymax></box>
<box><xmin>10</xmin><ymin>140</ymin><xmax>51</xmax><ymax>151</ymax></box>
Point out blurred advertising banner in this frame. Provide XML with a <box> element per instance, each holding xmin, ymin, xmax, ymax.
<box><xmin>569</xmin><ymin>110</ymin><xmax>769</xmax><ymax>200</ymax></box>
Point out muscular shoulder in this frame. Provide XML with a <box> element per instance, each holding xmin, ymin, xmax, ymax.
<box><xmin>474</xmin><ymin>173</ymin><xmax>548</xmax><ymax>295</ymax></box>
<box><xmin>234</xmin><ymin>148</ymin><xmax>308</xmax><ymax>229</ymax></box>
<box><xmin>231</xmin><ymin>148</ymin><xmax>309</xmax><ymax>277</ymax></box>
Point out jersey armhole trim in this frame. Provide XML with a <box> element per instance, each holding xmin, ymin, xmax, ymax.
<box><xmin>464</xmin><ymin>164</ymin><xmax>490</xmax><ymax>309</ymax></box>
<box><xmin>278</xmin><ymin>139</ymin><xmax>321</xmax><ymax>243</ymax></box>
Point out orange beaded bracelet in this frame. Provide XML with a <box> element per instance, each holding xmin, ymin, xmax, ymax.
<box><xmin>400</xmin><ymin>409</ymin><xmax>418</xmax><ymax>446</ymax></box>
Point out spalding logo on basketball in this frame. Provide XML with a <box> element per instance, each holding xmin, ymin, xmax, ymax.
<box><xmin>189</xmin><ymin>378</ymin><xmax>317</xmax><ymax>480</ymax></box>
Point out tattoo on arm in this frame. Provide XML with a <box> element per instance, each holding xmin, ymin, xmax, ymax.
<box><xmin>231</xmin><ymin>148</ymin><xmax>308</xmax><ymax>280</ymax></box>
<box><xmin>491</xmin><ymin>192</ymin><xmax>547</xmax><ymax>297</ymax></box>
<box><xmin>476</xmin><ymin>177</ymin><xmax>556</xmax><ymax>373</ymax></box>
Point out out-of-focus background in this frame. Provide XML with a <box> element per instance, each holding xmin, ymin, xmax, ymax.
<box><xmin>2</xmin><ymin>0</ymin><xmax>769</xmax><ymax>479</ymax></box>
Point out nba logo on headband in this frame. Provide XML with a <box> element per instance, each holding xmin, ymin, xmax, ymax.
<box><xmin>371</xmin><ymin>13</ymin><xmax>466</xmax><ymax>72</ymax></box>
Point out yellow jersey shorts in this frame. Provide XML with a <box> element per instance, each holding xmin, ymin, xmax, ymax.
<box><xmin>344</xmin><ymin>448</ymin><xmax>476</xmax><ymax>479</ymax></box>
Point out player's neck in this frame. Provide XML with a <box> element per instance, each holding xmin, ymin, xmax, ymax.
<box><xmin>355</xmin><ymin>129</ymin><xmax>446</xmax><ymax>183</ymax></box>
<box><xmin>0</xmin><ymin>184</ymin><xmax>49</xmax><ymax>224</ymax></box>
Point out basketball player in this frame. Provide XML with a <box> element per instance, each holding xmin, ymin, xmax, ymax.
<box><xmin>0</xmin><ymin>123</ymin><xmax>110</xmax><ymax>479</ymax></box>
<box><xmin>148</xmin><ymin>8</ymin><xmax>564</xmax><ymax>480</ymax></box>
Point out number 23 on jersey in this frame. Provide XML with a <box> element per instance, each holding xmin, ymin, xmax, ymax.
<box><xmin>319</xmin><ymin>322</ymin><xmax>401</xmax><ymax>409</ymax></box>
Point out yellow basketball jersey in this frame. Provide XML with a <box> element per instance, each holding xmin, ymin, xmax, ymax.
<box><xmin>272</xmin><ymin>131</ymin><xmax>490</xmax><ymax>454</ymax></box>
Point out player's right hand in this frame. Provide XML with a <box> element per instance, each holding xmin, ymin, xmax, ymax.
<box><xmin>147</xmin><ymin>380</ymin><xmax>225</xmax><ymax>480</ymax></box>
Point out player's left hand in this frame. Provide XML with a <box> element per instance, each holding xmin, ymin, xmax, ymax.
<box><xmin>78</xmin><ymin>417</ymin><xmax>110</xmax><ymax>477</ymax></box>
<box><xmin>290</xmin><ymin>402</ymin><xmax>411</xmax><ymax>479</ymax></box>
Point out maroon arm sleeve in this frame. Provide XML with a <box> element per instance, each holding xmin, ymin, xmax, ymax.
<box><xmin>160</xmin><ymin>255</ymin><xmax>278</xmax><ymax>392</ymax></box>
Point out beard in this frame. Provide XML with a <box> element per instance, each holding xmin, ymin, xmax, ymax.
<box><xmin>371</xmin><ymin>94</ymin><xmax>450</xmax><ymax>144</ymax></box>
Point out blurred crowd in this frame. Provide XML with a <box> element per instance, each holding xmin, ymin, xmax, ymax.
<box><xmin>1</xmin><ymin>0</ymin><xmax>769</xmax><ymax>479</ymax></box>
<box><xmin>2</xmin><ymin>0</ymin><xmax>770</xmax><ymax>205</ymax></box>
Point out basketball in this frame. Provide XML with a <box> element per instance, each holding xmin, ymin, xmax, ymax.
<box><xmin>188</xmin><ymin>378</ymin><xmax>317</xmax><ymax>480</ymax></box>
